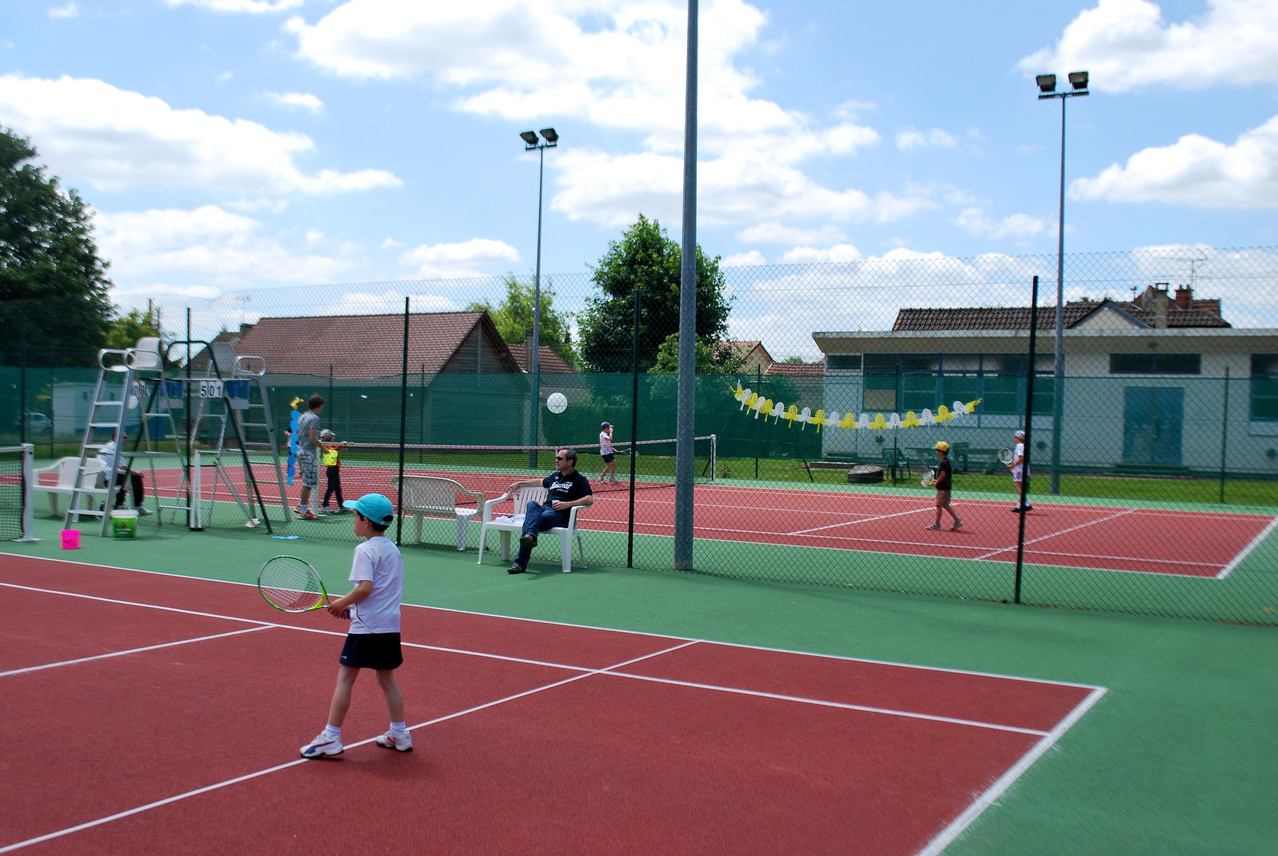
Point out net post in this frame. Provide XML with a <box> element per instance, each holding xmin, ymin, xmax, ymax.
<box><xmin>190</xmin><ymin>449</ymin><xmax>203</xmax><ymax>530</ymax></box>
<box><xmin>18</xmin><ymin>444</ymin><xmax>38</xmax><ymax>542</ymax></box>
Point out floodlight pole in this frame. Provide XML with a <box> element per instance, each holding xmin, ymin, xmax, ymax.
<box><xmin>1037</xmin><ymin>72</ymin><xmax>1087</xmax><ymax>495</ymax></box>
<box><xmin>521</xmin><ymin>129</ymin><xmax>557</xmax><ymax>467</ymax></box>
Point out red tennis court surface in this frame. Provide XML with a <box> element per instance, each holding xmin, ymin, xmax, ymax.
<box><xmin>1</xmin><ymin>557</ymin><xmax>1103</xmax><ymax>855</ymax></box>
<box><xmin>170</xmin><ymin>465</ymin><xmax>1275</xmax><ymax>578</ymax></box>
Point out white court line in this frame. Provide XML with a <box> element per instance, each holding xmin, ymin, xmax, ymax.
<box><xmin>973</xmin><ymin>508</ymin><xmax>1136</xmax><ymax>561</ymax></box>
<box><xmin>0</xmin><ymin>626</ymin><xmax>272</xmax><ymax>678</ymax></box>
<box><xmin>0</xmin><ymin>640</ymin><xmax>698</xmax><ymax>855</ymax></box>
<box><xmin>789</xmin><ymin>505</ymin><xmax>929</xmax><ymax>536</ymax></box>
<box><xmin>1217</xmin><ymin>515</ymin><xmax>1278</xmax><ymax>579</ymax></box>
<box><xmin>916</xmin><ymin>686</ymin><xmax>1108</xmax><ymax>856</ymax></box>
<box><xmin>0</xmin><ymin>558</ymin><xmax>1108</xmax><ymax>855</ymax></box>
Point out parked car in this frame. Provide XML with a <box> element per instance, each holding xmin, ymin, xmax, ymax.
<box><xmin>16</xmin><ymin>412</ymin><xmax>51</xmax><ymax>433</ymax></box>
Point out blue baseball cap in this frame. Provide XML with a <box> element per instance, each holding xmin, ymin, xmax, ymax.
<box><xmin>344</xmin><ymin>493</ymin><xmax>395</xmax><ymax>525</ymax></box>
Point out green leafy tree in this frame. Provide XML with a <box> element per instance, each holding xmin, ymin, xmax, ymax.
<box><xmin>468</xmin><ymin>273</ymin><xmax>575</xmax><ymax>367</ymax></box>
<box><xmin>0</xmin><ymin>126</ymin><xmax>113</xmax><ymax>366</ymax></box>
<box><xmin>650</xmin><ymin>332</ymin><xmax>747</xmax><ymax>374</ymax></box>
<box><xmin>578</xmin><ymin>214</ymin><xmax>732</xmax><ymax>373</ymax></box>
<box><xmin>105</xmin><ymin>307</ymin><xmax>163</xmax><ymax>352</ymax></box>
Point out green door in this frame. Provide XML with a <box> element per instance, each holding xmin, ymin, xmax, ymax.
<box><xmin>1122</xmin><ymin>387</ymin><xmax>1183</xmax><ymax>466</ymax></box>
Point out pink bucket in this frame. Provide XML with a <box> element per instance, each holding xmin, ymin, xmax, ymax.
<box><xmin>61</xmin><ymin>529</ymin><xmax>81</xmax><ymax>549</ymax></box>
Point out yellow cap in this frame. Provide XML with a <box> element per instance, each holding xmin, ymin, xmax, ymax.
<box><xmin>934</xmin><ymin>441</ymin><xmax>950</xmax><ymax>452</ymax></box>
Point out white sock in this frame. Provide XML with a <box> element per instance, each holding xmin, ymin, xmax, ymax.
<box><xmin>390</xmin><ymin>721</ymin><xmax>407</xmax><ymax>735</ymax></box>
<box><xmin>323</xmin><ymin>725</ymin><xmax>341</xmax><ymax>739</ymax></box>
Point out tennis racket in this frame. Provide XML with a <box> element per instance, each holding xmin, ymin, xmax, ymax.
<box><xmin>921</xmin><ymin>467</ymin><xmax>936</xmax><ymax>487</ymax></box>
<box><xmin>258</xmin><ymin>555</ymin><xmax>334</xmax><ymax>613</ymax></box>
<box><xmin>998</xmin><ymin>447</ymin><xmax>1014</xmax><ymax>465</ymax></box>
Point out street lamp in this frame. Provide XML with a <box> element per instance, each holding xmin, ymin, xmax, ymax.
<box><xmin>1036</xmin><ymin>70</ymin><xmax>1087</xmax><ymax>495</ymax></box>
<box><xmin>520</xmin><ymin>127</ymin><xmax>558</xmax><ymax>467</ymax></box>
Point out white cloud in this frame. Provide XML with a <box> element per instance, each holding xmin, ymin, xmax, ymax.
<box><xmin>0</xmin><ymin>75</ymin><xmax>400</xmax><ymax>196</ymax></box>
<box><xmin>1071</xmin><ymin>114</ymin><xmax>1278</xmax><ymax>208</ymax></box>
<box><xmin>896</xmin><ymin>127</ymin><xmax>956</xmax><ymax>151</ymax></box>
<box><xmin>398</xmin><ymin>238</ymin><xmax>520</xmax><ymax>278</ymax></box>
<box><xmin>1019</xmin><ymin>0</ymin><xmax>1278</xmax><ymax>93</ymax></box>
<box><xmin>163</xmin><ymin>0</ymin><xmax>304</xmax><ymax>13</ymax></box>
<box><xmin>95</xmin><ymin>205</ymin><xmax>364</xmax><ymax>286</ymax></box>
<box><xmin>554</xmin><ymin>148</ymin><xmax>939</xmax><ymax>228</ymax></box>
<box><xmin>720</xmin><ymin>250</ymin><xmax>767</xmax><ymax>267</ymax></box>
<box><xmin>263</xmin><ymin>91</ymin><xmax>325</xmax><ymax>114</ymax></box>
<box><xmin>737</xmin><ymin>223</ymin><xmax>848</xmax><ymax>245</ymax></box>
<box><xmin>780</xmin><ymin>244</ymin><xmax>864</xmax><ymax>264</ymax></box>
<box><xmin>48</xmin><ymin>3</ymin><xmax>79</xmax><ymax>19</ymax></box>
<box><xmin>954</xmin><ymin>208</ymin><xmax>1051</xmax><ymax>241</ymax></box>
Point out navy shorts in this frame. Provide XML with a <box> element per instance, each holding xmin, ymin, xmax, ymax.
<box><xmin>339</xmin><ymin>632</ymin><xmax>403</xmax><ymax>670</ymax></box>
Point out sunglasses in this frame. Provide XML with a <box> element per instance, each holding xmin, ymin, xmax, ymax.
<box><xmin>555</xmin><ymin>456</ymin><xmax>565</xmax><ymax>461</ymax></box>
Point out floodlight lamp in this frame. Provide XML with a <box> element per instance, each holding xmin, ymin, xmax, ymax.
<box><xmin>519</xmin><ymin>130</ymin><xmax>539</xmax><ymax>146</ymax></box>
<box><xmin>1068</xmin><ymin>71</ymin><xmax>1089</xmax><ymax>91</ymax></box>
<box><xmin>1036</xmin><ymin>74</ymin><xmax>1057</xmax><ymax>94</ymax></box>
<box><xmin>539</xmin><ymin>127</ymin><xmax>558</xmax><ymax>143</ymax></box>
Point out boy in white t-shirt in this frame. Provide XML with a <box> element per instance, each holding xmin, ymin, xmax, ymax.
<box><xmin>598</xmin><ymin>422</ymin><xmax>618</xmax><ymax>484</ymax></box>
<box><xmin>1007</xmin><ymin>429</ymin><xmax>1033</xmax><ymax>512</ymax></box>
<box><xmin>300</xmin><ymin>493</ymin><xmax>413</xmax><ymax>758</ymax></box>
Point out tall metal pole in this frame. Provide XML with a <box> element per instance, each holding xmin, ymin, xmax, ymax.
<box><xmin>529</xmin><ymin>144</ymin><xmax>544</xmax><ymax>467</ymax></box>
<box><xmin>674</xmin><ymin>0</ymin><xmax>699</xmax><ymax>570</ymax></box>
<box><xmin>1050</xmin><ymin>95</ymin><xmax>1066</xmax><ymax>495</ymax></box>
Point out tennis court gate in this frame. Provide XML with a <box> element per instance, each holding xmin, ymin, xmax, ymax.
<box><xmin>181</xmin><ymin>345</ymin><xmax>289</xmax><ymax>532</ymax></box>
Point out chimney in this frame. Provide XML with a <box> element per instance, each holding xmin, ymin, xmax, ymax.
<box><xmin>525</xmin><ymin>328</ymin><xmax>535</xmax><ymax>349</ymax></box>
<box><xmin>1174</xmin><ymin>285</ymin><xmax>1192</xmax><ymax>310</ymax></box>
<box><xmin>1151</xmin><ymin>286</ymin><xmax>1169</xmax><ymax>329</ymax></box>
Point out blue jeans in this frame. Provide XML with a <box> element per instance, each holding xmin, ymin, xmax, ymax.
<box><xmin>515</xmin><ymin>501</ymin><xmax>567</xmax><ymax>566</ymax></box>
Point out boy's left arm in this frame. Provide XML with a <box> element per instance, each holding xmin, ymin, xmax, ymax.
<box><xmin>328</xmin><ymin>579</ymin><xmax>373</xmax><ymax>617</ymax></box>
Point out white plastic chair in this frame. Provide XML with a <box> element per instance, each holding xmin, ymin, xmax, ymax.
<box><xmin>32</xmin><ymin>457</ymin><xmax>108</xmax><ymax>516</ymax></box>
<box><xmin>476</xmin><ymin>486</ymin><xmax>587</xmax><ymax>573</ymax></box>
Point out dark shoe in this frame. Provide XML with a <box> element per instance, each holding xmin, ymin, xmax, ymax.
<box><xmin>507</xmin><ymin>564</ymin><xmax>526</xmax><ymax>574</ymax></box>
<box><xmin>519</xmin><ymin>533</ymin><xmax>538</xmax><ymax>550</ymax></box>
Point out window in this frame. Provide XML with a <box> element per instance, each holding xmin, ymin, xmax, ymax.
<box><xmin>1251</xmin><ymin>355</ymin><xmax>1278</xmax><ymax>422</ymax></box>
<box><xmin>827</xmin><ymin>354</ymin><xmax>862</xmax><ymax>371</ymax></box>
<box><xmin>1109</xmin><ymin>353</ymin><xmax>1201</xmax><ymax>374</ymax></box>
<box><xmin>855</xmin><ymin>353</ymin><xmax>1054</xmax><ymax>416</ymax></box>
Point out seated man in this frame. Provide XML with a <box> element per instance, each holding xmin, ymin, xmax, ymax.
<box><xmin>504</xmin><ymin>448</ymin><xmax>593</xmax><ymax>574</ymax></box>
<box><xmin>98</xmin><ymin>432</ymin><xmax>152</xmax><ymax>515</ymax></box>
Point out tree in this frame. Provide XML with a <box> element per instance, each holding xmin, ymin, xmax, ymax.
<box><xmin>467</xmin><ymin>273</ymin><xmax>575</xmax><ymax>367</ymax></box>
<box><xmin>577</xmin><ymin>215</ymin><xmax>732</xmax><ymax>373</ymax></box>
<box><xmin>105</xmin><ymin>307</ymin><xmax>162</xmax><ymax>352</ymax></box>
<box><xmin>0</xmin><ymin>126</ymin><xmax>113</xmax><ymax>366</ymax></box>
<box><xmin>650</xmin><ymin>332</ymin><xmax>747</xmax><ymax>374</ymax></box>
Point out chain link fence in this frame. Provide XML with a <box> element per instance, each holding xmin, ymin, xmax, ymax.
<box><xmin>5</xmin><ymin>245</ymin><xmax>1277</xmax><ymax>624</ymax></box>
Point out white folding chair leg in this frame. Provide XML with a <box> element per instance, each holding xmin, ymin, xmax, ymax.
<box><xmin>560</xmin><ymin>532</ymin><xmax>572</xmax><ymax>572</ymax></box>
<box><xmin>499</xmin><ymin>531</ymin><xmax>512</xmax><ymax>562</ymax></box>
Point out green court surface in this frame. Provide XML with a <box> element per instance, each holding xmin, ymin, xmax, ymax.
<box><xmin>6</xmin><ymin>515</ymin><xmax>1276</xmax><ymax>855</ymax></box>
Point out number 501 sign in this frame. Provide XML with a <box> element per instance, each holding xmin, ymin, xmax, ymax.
<box><xmin>198</xmin><ymin>380</ymin><xmax>224</xmax><ymax>398</ymax></box>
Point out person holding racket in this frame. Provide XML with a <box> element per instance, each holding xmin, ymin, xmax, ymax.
<box><xmin>1007</xmin><ymin>429</ymin><xmax>1033</xmax><ymax>512</ymax></box>
<box><xmin>925</xmin><ymin>441</ymin><xmax>962</xmax><ymax>531</ymax></box>
<box><xmin>299</xmin><ymin>493</ymin><xmax>413</xmax><ymax>758</ymax></box>
<box><xmin>598</xmin><ymin>422</ymin><xmax>618</xmax><ymax>484</ymax></box>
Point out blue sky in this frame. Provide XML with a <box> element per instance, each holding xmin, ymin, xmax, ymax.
<box><xmin>2</xmin><ymin>0</ymin><xmax>1276</xmax><ymax>331</ymax></box>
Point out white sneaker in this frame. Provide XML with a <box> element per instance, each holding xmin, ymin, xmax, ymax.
<box><xmin>300</xmin><ymin>732</ymin><xmax>343</xmax><ymax>758</ymax></box>
<box><xmin>375</xmin><ymin>730</ymin><xmax>413</xmax><ymax>752</ymax></box>
<box><xmin>135</xmin><ymin>505</ymin><xmax>153</xmax><ymax>516</ymax></box>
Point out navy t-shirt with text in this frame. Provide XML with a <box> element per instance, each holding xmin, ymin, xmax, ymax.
<box><xmin>541</xmin><ymin>470</ymin><xmax>593</xmax><ymax>504</ymax></box>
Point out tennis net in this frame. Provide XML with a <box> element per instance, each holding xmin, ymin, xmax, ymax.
<box><xmin>340</xmin><ymin>435</ymin><xmax>717</xmax><ymax>496</ymax></box>
<box><xmin>0</xmin><ymin>445</ymin><xmax>35</xmax><ymax>543</ymax></box>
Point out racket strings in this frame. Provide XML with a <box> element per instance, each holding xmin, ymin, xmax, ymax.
<box><xmin>259</xmin><ymin>557</ymin><xmax>326</xmax><ymax>611</ymax></box>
